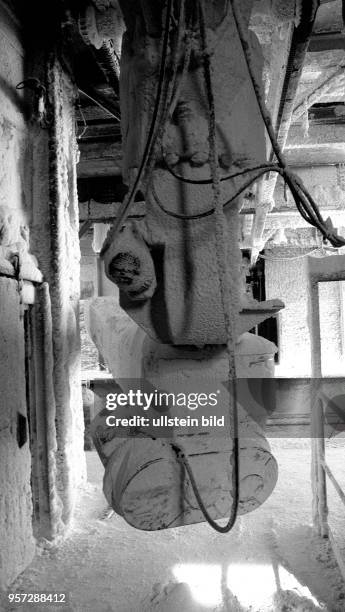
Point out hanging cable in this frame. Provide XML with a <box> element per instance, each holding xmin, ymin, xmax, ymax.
<box><xmin>78</xmin><ymin>88</ymin><xmax>120</xmax><ymax>121</ymax></box>
<box><xmin>76</xmin><ymin>98</ymin><xmax>88</xmax><ymax>139</ymax></box>
<box><xmin>159</xmin><ymin>147</ymin><xmax>345</xmax><ymax>246</ymax></box>
<box><xmin>95</xmin><ymin>0</ymin><xmax>343</xmax><ymax>531</ymax></box>
<box><xmin>145</xmin><ymin>0</ymin><xmax>188</xmax><ymax>182</ymax></box>
<box><xmin>151</xmin><ymin>0</ymin><xmax>345</xmax><ymax>249</ymax></box>
<box><xmin>170</xmin><ymin>0</ymin><xmax>240</xmax><ymax>534</ymax></box>
<box><xmin>228</xmin><ymin>0</ymin><xmax>345</xmax><ymax>249</ymax></box>
<box><xmin>162</xmin><ymin>158</ymin><xmax>279</xmax><ymax>185</ymax></box>
<box><xmin>100</xmin><ymin>0</ymin><xmax>174</xmax><ymax>258</ymax></box>
<box><xmin>152</xmin><ymin>165</ymin><xmax>284</xmax><ymax>220</ymax></box>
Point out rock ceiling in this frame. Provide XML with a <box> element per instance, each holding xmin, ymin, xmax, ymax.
<box><xmin>69</xmin><ymin>0</ymin><xmax>345</xmax><ymax>250</ymax></box>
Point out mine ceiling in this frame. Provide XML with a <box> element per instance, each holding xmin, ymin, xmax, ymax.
<box><xmin>50</xmin><ymin>1</ymin><xmax>345</xmax><ymax>228</ymax></box>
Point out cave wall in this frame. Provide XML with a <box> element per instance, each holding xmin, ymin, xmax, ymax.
<box><xmin>29</xmin><ymin>57</ymin><xmax>86</xmax><ymax>528</ymax></box>
<box><xmin>0</xmin><ymin>0</ymin><xmax>86</xmax><ymax>588</ymax></box>
<box><xmin>0</xmin><ymin>1</ymin><xmax>35</xmax><ymax>589</ymax></box>
<box><xmin>0</xmin><ymin>279</ymin><xmax>36</xmax><ymax>590</ymax></box>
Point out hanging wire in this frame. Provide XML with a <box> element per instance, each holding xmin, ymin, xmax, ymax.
<box><xmin>95</xmin><ymin>0</ymin><xmax>344</xmax><ymax>531</ymax></box>
<box><xmin>170</xmin><ymin>0</ymin><xmax>240</xmax><ymax>534</ymax></box>
<box><xmin>152</xmin><ymin>165</ymin><xmax>284</xmax><ymax>219</ymax></box>
<box><xmin>145</xmin><ymin>0</ymin><xmax>189</xmax><ymax>183</ymax></box>
<box><xmin>76</xmin><ymin>98</ymin><xmax>88</xmax><ymax>139</ymax></box>
<box><xmin>228</xmin><ymin>0</ymin><xmax>345</xmax><ymax>249</ymax></box>
<box><xmin>150</xmin><ymin>0</ymin><xmax>345</xmax><ymax>248</ymax></box>
<box><xmin>162</xmin><ymin>159</ymin><xmax>280</xmax><ymax>185</ymax></box>
<box><xmin>100</xmin><ymin>0</ymin><xmax>174</xmax><ymax>258</ymax></box>
<box><xmin>78</xmin><ymin>88</ymin><xmax>121</xmax><ymax>121</ymax></box>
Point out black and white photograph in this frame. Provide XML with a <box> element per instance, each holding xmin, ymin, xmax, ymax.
<box><xmin>1</xmin><ymin>0</ymin><xmax>345</xmax><ymax>610</ymax></box>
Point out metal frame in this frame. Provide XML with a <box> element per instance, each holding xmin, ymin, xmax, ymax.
<box><xmin>26</xmin><ymin>283</ymin><xmax>62</xmax><ymax>540</ymax></box>
<box><xmin>312</xmin><ymin>398</ymin><xmax>345</xmax><ymax>580</ymax></box>
<box><xmin>308</xmin><ymin>253</ymin><xmax>345</xmax><ymax>581</ymax></box>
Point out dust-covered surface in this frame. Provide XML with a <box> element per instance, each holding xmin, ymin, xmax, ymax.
<box><xmin>0</xmin><ymin>280</ymin><xmax>35</xmax><ymax>590</ymax></box>
<box><xmin>2</xmin><ymin>439</ymin><xmax>345</xmax><ymax>612</ymax></box>
<box><xmin>0</xmin><ymin>8</ymin><xmax>38</xmax><ymax>587</ymax></box>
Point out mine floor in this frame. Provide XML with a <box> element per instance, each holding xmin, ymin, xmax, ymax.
<box><xmin>2</xmin><ymin>440</ymin><xmax>345</xmax><ymax>612</ymax></box>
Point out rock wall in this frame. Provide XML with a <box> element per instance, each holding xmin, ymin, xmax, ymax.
<box><xmin>0</xmin><ymin>1</ymin><xmax>35</xmax><ymax>588</ymax></box>
<box><xmin>39</xmin><ymin>58</ymin><xmax>86</xmax><ymax>525</ymax></box>
<box><xmin>0</xmin><ymin>0</ymin><xmax>86</xmax><ymax>588</ymax></box>
<box><xmin>0</xmin><ymin>278</ymin><xmax>35</xmax><ymax>589</ymax></box>
<box><xmin>28</xmin><ymin>54</ymin><xmax>86</xmax><ymax>529</ymax></box>
<box><xmin>30</xmin><ymin>59</ymin><xmax>87</xmax><ymax>528</ymax></box>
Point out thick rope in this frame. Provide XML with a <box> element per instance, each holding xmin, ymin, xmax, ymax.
<box><xmin>152</xmin><ymin>0</ymin><xmax>345</xmax><ymax>248</ymax></box>
<box><xmin>145</xmin><ymin>0</ymin><xmax>188</xmax><ymax>183</ymax></box>
<box><xmin>100</xmin><ymin>0</ymin><xmax>174</xmax><ymax>257</ymax></box>
<box><xmin>171</xmin><ymin>0</ymin><xmax>240</xmax><ymax>534</ymax></box>
<box><xmin>228</xmin><ymin>0</ymin><xmax>345</xmax><ymax>248</ymax></box>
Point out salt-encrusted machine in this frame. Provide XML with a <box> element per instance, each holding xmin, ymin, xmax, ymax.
<box><xmin>85</xmin><ymin>0</ymin><xmax>342</xmax><ymax>531</ymax></box>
